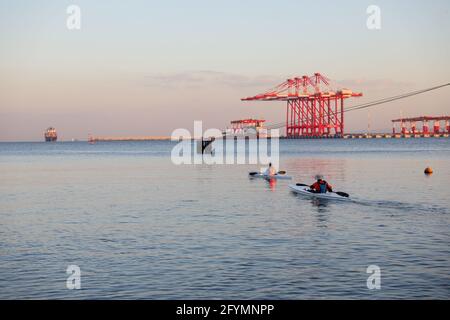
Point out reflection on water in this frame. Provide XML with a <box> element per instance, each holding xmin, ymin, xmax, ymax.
<box><xmin>266</xmin><ymin>177</ymin><xmax>277</xmax><ymax>191</ymax></box>
<box><xmin>310</xmin><ymin>198</ymin><xmax>331</xmax><ymax>210</ymax></box>
<box><xmin>284</xmin><ymin>157</ymin><xmax>348</xmax><ymax>184</ymax></box>
<box><xmin>0</xmin><ymin>140</ymin><xmax>449</xmax><ymax>299</ymax></box>
<box><xmin>247</xmin><ymin>175</ymin><xmax>278</xmax><ymax>191</ymax></box>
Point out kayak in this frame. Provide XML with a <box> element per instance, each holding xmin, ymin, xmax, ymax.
<box><xmin>249</xmin><ymin>173</ymin><xmax>292</xmax><ymax>180</ymax></box>
<box><xmin>289</xmin><ymin>184</ymin><xmax>350</xmax><ymax>201</ymax></box>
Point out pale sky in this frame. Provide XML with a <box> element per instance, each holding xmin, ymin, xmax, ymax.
<box><xmin>1</xmin><ymin>0</ymin><xmax>449</xmax><ymax>141</ymax></box>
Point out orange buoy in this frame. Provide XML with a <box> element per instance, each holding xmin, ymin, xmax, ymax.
<box><xmin>424</xmin><ymin>167</ymin><xmax>433</xmax><ymax>175</ymax></box>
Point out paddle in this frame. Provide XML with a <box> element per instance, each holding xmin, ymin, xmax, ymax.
<box><xmin>296</xmin><ymin>183</ymin><xmax>349</xmax><ymax>198</ymax></box>
<box><xmin>250</xmin><ymin>170</ymin><xmax>287</xmax><ymax>176</ymax></box>
<box><xmin>334</xmin><ymin>191</ymin><xmax>349</xmax><ymax>198</ymax></box>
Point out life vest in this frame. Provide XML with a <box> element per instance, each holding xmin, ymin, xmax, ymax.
<box><xmin>319</xmin><ymin>181</ymin><xmax>327</xmax><ymax>193</ymax></box>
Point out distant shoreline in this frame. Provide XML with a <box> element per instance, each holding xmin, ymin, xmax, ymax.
<box><xmin>88</xmin><ymin>136</ymin><xmax>171</xmax><ymax>142</ymax></box>
<box><xmin>1</xmin><ymin>133</ymin><xmax>449</xmax><ymax>143</ymax></box>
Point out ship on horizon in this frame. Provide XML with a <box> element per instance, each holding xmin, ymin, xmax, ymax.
<box><xmin>44</xmin><ymin>127</ymin><xmax>57</xmax><ymax>142</ymax></box>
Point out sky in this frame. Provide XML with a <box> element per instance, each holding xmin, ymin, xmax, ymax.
<box><xmin>0</xmin><ymin>0</ymin><xmax>449</xmax><ymax>141</ymax></box>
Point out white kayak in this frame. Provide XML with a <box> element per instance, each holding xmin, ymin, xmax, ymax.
<box><xmin>289</xmin><ymin>184</ymin><xmax>350</xmax><ymax>201</ymax></box>
<box><xmin>249</xmin><ymin>173</ymin><xmax>292</xmax><ymax>180</ymax></box>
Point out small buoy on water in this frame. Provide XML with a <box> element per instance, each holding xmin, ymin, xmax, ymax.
<box><xmin>424</xmin><ymin>167</ymin><xmax>433</xmax><ymax>175</ymax></box>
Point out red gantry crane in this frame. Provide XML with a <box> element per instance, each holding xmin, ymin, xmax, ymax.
<box><xmin>241</xmin><ymin>73</ymin><xmax>362</xmax><ymax>138</ymax></box>
<box><xmin>391</xmin><ymin>116</ymin><xmax>450</xmax><ymax>135</ymax></box>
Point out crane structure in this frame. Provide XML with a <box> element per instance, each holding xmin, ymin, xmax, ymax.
<box><xmin>229</xmin><ymin>119</ymin><xmax>266</xmax><ymax>135</ymax></box>
<box><xmin>391</xmin><ymin>116</ymin><xmax>450</xmax><ymax>135</ymax></box>
<box><xmin>241</xmin><ymin>73</ymin><xmax>362</xmax><ymax>138</ymax></box>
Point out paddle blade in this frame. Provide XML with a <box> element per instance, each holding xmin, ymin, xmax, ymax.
<box><xmin>249</xmin><ymin>172</ymin><xmax>259</xmax><ymax>176</ymax></box>
<box><xmin>277</xmin><ymin>170</ymin><xmax>286</xmax><ymax>175</ymax></box>
<box><xmin>336</xmin><ymin>191</ymin><xmax>349</xmax><ymax>198</ymax></box>
<box><xmin>296</xmin><ymin>183</ymin><xmax>308</xmax><ymax>187</ymax></box>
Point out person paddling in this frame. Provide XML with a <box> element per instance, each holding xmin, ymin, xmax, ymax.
<box><xmin>265</xmin><ymin>162</ymin><xmax>277</xmax><ymax>176</ymax></box>
<box><xmin>310</xmin><ymin>175</ymin><xmax>333</xmax><ymax>193</ymax></box>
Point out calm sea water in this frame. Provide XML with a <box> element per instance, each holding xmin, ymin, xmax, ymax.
<box><xmin>0</xmin><ymin>139</ymin><xmax>449</xmax><ymax>299</ymax></box>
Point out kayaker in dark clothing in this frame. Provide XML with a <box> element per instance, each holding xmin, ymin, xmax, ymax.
<box><xmin>310</xmin><ymin>175</ymin><xmax>333</xmax><ymax>193</ymax></box>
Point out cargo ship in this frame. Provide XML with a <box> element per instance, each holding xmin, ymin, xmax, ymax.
<box><xmin>44</xmin><ymin>127</ymin><xmax>57</xmax><ymax>142</ymax></box>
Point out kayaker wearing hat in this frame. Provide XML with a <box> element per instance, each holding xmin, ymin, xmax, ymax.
<box><xmin>310</xmin><ymin>175</ymin><xmax>333</xmax><ymax>193</ymax></box>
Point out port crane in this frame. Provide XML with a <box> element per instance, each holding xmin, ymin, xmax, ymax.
<box><xmin>242</xmin><ymin>75</ymin><xmax>450</xmax><ymax>138</ymax></box>
<box><xmin>242</xmin><ymin>73</ymin><xmax>362</xmax><ymax>138</ymax></box>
